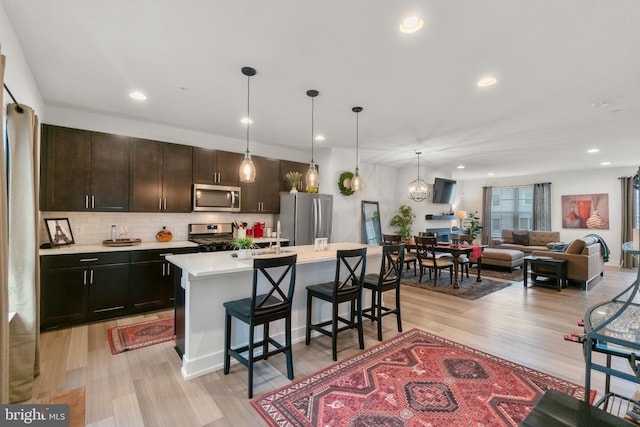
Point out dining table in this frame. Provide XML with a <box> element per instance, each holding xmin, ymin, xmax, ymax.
<box><xmin>405</xmin><ymin>241</ymin><xmax>484</xmax><ymax>289</ymax></box>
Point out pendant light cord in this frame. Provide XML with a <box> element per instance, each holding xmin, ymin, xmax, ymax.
<box><xmin>310</xmin><ymin>96</ymin><xmax>315</xmax><ymax>163</ymax></box>
<box><xmin>246</xmin><ymin>75</ymin><xmax>251</xmax><ymax>154</ymax></box>
<box><xmin>416</xmin><ymin>152</ymin><xmax>421</xmax><ymax>180</ymax></box>
<box><xmin>355</xmin><ymin>111</ymin><xmax>359</xmax><ymax>170</ymax></box>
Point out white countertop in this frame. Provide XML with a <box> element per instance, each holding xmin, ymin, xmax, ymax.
<box><xmin>39</xmin><ymin>240</ymin><xmax>199</xmax><ymax>256</ymax></box>
<box><xmin>166</xmin><ymin>242</ymin><xmax>381</xmax><ymax>277</ymax></box>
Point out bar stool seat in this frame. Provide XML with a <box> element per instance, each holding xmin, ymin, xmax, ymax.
<box><xmin>305</xmin><ymin>247</ymin><xmax>367</xmax><ymax>361</ymax></box>
<box><xmin>223</xmin><ymin>253</ymin><xmax>297</xmax><ymax>398</ymax></box>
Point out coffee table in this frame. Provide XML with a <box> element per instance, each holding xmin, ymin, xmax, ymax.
<box><xmin>523</xmin><ymin>255</ymin><xmax>567</xmax><ymax>291</ymax></box>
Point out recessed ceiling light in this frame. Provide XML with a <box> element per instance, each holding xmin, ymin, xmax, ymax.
<box><xmin>587</xmin><ymin>148</ymin><xmax>600</xmax><ymax>153</ymax></box>
<box><xmin>457</xmin><ymin>165</ymin><xmax>465</xmax><ymax>169</ymax></box>
<box><xmin>241</xmin><ymin>117</ymin><xmax>253</xmax><ymax>124</ymax></box>
<box><xmin>315</xmin><ymin>135</ymin><xmax>325</xmax><ymax>142</ymax></box>
<box><xmin>477</xmin><ymin>77</ymin><xmax>497</xmax><ymax>87</ymax></box>
<box><xmin>400</xmin><ymin>16</ymin><xmax>424</xmax><ymax>33</ymax></box>
<box><xmin>601</xmin><ymin>161</ymin><xmax>611</xmax><ymax>166</ymax></box>
<box><xmin>129</xmin><ymin>91</ymin><xmax>147</xmax><ymax>100</ymax></box>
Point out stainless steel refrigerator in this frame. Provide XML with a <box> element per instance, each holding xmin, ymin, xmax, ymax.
<box><xmin>278</xmin><ymin>193</ymin><xmax>333</xmax><ymax>246</ymax></box>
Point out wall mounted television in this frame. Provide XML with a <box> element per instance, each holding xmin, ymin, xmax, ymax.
<box><xmin>432</xmin><ymin>177</ymin><xmax>457</xmax><ymax>204</ymax></box>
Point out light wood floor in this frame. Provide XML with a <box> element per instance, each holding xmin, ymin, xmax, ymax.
<box><xmin>27</xmin><ymin>266</ymin><xmax>639</xmax><ymax>426</ymax></box>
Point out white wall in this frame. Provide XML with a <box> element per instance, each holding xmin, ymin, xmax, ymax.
<box><xmin>1</xmin><ymin>3</ymin><xmax>44</xmax><ymax>119</ymax></box>
<box><xmin>457</xmin><ymin>166</ymin><xmax>637</xmax><ymax>264</ymax></box>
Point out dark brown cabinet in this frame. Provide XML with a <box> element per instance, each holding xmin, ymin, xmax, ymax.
<box><xmin>129</xmin><ymin>247</ymin><xmax>197</xmax><ymax>311</ymax></box>
<box><xmin>280</xmin><ymin>160</ymin><xmax>310</xmax><ymax>193</ymax></box>
<box><xmin>41</xmin><ymin>252</ymin><xmax>130</xmax><ymax>329</ymax></box>
<box><xmin>40</xmin><ymin>246</ymin><xmax>197</xmax><ymax>330</ymax></box>
<box><xmin>193</xmin><ymin>147</ymin><xmax>241</xmax><ymax>186</ymax></box>
<box><xmin>40</xmin><ymin>124</ymin><xmax>129</xmax><ymax>211</ymax></box>
<box><xmin>241</xmin><ymin>155</ymin><xmax>281</xmax><ymax>213</ymax></box>
<box><xmin>129</xmin><ymin>138</ymin><xmax>193</xmax><ymax>212</ymax></box>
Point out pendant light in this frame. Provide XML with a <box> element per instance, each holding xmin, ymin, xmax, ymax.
<box><xmin>305</xmin><ymin>90</ymin><xmax>320</xmax><ymax>192</ymax></box>
<box><xmin>408</xmin><ymin>151</ymin><xmax>430</xmax><ymax>202</ymax></box>
<box><xmin>351</xmin><ymin>106</ymin><xmax>363</xmax><ymax>192</ymax></box>
<box><xmin>239</xmin><ymin>66</ymin><xmax>257</xmax><ymax>183</ymax></box>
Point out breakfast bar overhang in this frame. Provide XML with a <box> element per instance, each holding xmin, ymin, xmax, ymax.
<box><xmin>167</xmin><ymin>243</ymin><xmax>382</xmax><ymax>380</ymax></box>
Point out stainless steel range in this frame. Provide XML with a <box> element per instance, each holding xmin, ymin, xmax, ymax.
<box><xmin>188</xmin><ymin>223</ymin><xmax>235</xmax><ymax>252</ymax></box>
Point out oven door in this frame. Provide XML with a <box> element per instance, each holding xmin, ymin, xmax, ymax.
<box><xmin>192</xmin><ymin>184</ymin><xmax>241</xmax><ymax>212</ymax></box>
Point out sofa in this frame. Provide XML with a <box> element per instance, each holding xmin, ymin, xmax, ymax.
<box><xmin>531</xmin><ymin>235</ymin><xmax>605</xmax><ymax>289</ymax></box>
<box><xmin>491</xmin><ymin>230</ymin><xmax>562</xmax><ymax>254</ymax></box>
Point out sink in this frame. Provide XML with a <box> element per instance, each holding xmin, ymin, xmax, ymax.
<box><xmin>252</xmin><ymin>248</ymin><xmax>295</xmax><ymax>255</ymax></box>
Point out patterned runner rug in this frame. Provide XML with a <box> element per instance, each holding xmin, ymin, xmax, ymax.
<box><xmin>107</xmin><ymin>317</ymin><xmax>175</xmax><ymax>354</ymax></box>
<box><xmin>252</xmin><ymin>329</ymin><xmax>592</xmax><ymax>426</ymax></box>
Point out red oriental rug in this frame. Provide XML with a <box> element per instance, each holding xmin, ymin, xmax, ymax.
<box><xmin>252</xmin><ymin>329</ymin><xmax>594</xmax><ymax>426</ymax></box>
<box><xmin>107</xmin><ymin>317</ymin><xmax>175</xmax><ymax>355</ymax></box>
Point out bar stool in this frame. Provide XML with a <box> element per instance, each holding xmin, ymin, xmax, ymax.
<box><xmin>223</xmin><ymin>253</ymin><xmax>297</xmax><ymax>398</ymax></box>
<box><xmin>305</xmin><ymin>247</ymin><xmax>367</xmax><ymax>361</ymax></box>
<box><xmin>383</xmin><ymin>234</ymin><xmax>417</xmax><ymax>276</ymax></box>
<box><xmin>362</xmin><ymin>243</ymin><xmax>404</xmax><ymax>341</ymax></box>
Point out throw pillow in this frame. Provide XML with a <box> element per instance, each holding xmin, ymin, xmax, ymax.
<box><xmin>550</xmin><ymin>244</ymin><xmax>568</xmax><ymax>252</ymax></box>
<box><xmin>566</xmin><ymin>239</ymin><xmax>586</xmax><ymax>254</ymax></box>
<box><xmin>512</xmin><ymin>231</ymin><xmax>529</xmax><ymax>246</ymax></box>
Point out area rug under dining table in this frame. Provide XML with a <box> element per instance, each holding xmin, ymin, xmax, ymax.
<box><xmin>252</xmin><ymin>329</ymin><xmax>592</xmax><ymax>426</ymax></box>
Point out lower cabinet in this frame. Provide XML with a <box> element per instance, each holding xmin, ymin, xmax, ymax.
<box><xmin>129</xmin><ymin>247</ymin><xmax>196</xmax><ymax>312</ymax></box>
<box><xmin>40</xmin><ymin>246</ymin><xmax>196</xmax><ymax>330</ymax></box>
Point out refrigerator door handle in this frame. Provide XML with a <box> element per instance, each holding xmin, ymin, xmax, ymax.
<box><xmin>317</xmin><ymin>197</ymin><xmax>323</xmax><ymax>238</ymax></box>
<box><xmin>313</xmin><ymin>198</ymin><xmax>318</xmax><ymax>239</ymax></box>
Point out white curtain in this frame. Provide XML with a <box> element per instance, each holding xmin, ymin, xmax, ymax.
<box><xmin>6</xmin><ymin>101</ymin><xmax>41</xmax><ymax>402</ymax></box>
<box><xmin>1</xmin><ymin>47</ymin><xmax>9</xmax><ymax>405</ymax></box>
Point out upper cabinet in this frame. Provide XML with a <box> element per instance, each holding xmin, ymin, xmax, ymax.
<box><xmin>280</xmin><ymin>160</ymin><xmax>310</xmax><ymax>193</ymax></box>
<box><xmin>241</xmin><ymin>155</ymin><xmax>281</xmax><ymax>213</ymax></box>
<box><xmin>40</xmin><ymin>124</ymin><xmax>129</xmax><ymax>212</ymax></box>
<box><xmin>129</xmin><ymin>138</ymin><xmax>193</xmax><ymax>213</ymax></box>
<box><xmin>192</xmin><ymin>147</ymin><xmax>241</xmax><ymax>187</ymax></box>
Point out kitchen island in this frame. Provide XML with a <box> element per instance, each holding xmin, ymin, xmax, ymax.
<box><xmin>166</xmin><ymin>242</ymin><xmax>382</xmax><ymax>380</ymax></box>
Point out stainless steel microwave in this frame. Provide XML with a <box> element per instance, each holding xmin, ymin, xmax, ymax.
<box><xmin>192</xmin><ymin>184</ymin><xmax>241</xmax><ymax>212</ymax></box>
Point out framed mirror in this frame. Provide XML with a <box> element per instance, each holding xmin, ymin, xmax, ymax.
<box><xmin>361</xmin><ymin>200</ymin><xmax>382</xmax><ymax>246</ymax></box>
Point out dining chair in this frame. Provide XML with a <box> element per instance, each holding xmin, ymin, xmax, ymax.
<box><xmin>223</xmin><ymin>253</ymin><xmax>297</xmax><ymax>398</ymax></box>
<box><xmin>382</xmin><ymin>233</ymin><xmax>416</xmax><ymax>276</ymax></box>
<box><xmin>305</xmin><ymin>247</ymin><xmax>367</xmax><ymax>361</ymax></box>
<box><xmin>362</xmin><ymin>243</ymin><xmax>404</xmax><ymax>341</ymax></box>
<box><xmin>414</xmin><ymin>236</ymin><xmax>453</xmax><ymax>285</ymax></box>
<box><xmin>451</xmin><ymin>233</ymin><xmax>474</xmax><ymax>279</ymax></box>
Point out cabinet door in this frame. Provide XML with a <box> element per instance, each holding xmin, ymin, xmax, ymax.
<box><xmin>193</xmin><ymin>147</ymin><xmax>216</xmax><ymax>184</ymax></box>
<box><xmin>40</xmin><ymin>125</ymin><xmax>90</xmax><ymax>211</ymax></box>
<box><xmin>240</xmin><ymin>156</ymin><xmax>281</xmax><ymax>213</ymax></box>
<box><xmin>162</xmin><ymin>143</ymin><xmax>193</xmax><ymax>212</ymax></box>
<box><xmin>88</xmin><ymin>263</ymin><xmax>130</xmax><ymax>320</ymax></box>
<box><xmin>129</xmin><ymin>138</ymin><xmax>163</xmax><ymax>212</ymax></box>
<box><xmin>216</xmin><ymin>150</ymin><xmax>241</xmax><ymax>186</ymax></box>
<box><xmin>280</xmin><ymin>160</ymin><xmax>310</xmax><ymax>193</ymax></box>
<box><xmin>90</xmin><ymin>132</ymin><xmax>129</xmax><ymax>211</ymax></box>
<box><xmin>41</xmin><ymin>266</ymin><xmax>88</xmax><ymax>328</ymax></box>
<box><xmin>129</xmin><ymin>261</ymin><xmax>165</xmax><ymax>311</ymax></box>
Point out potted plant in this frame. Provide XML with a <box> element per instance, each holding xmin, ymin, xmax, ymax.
<box><xmin>390</xmin><ymin>205</ymin><xmax>415</xmax><ymax>241</ymax></box>
<box><xmin>285</xmin><ymin>171</ymin><xmax>302</xmax><ymax>193</ymax></box>
<box><xmin>467</xmin><ymin>211</ymin><xmax>483</xmax><ymax>241</ymax></box>
<box><xmin>232</xmin><ymin>237</ymin><xmax>258</xmax><ymax>259</ymax></box>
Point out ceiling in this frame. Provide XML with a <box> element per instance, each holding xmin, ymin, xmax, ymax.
<box><xmin>3</xmin><ymin>0</ymin><xmax>640</xmax><ymax>180</ymax></box>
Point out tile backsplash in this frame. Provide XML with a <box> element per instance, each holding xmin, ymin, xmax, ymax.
<box><xmin>40</xmin><ymin>211</ymin><xmax>276</xmax><ymax>245</ymax></box>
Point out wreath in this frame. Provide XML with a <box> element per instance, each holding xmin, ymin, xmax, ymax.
<box><xmin>338</xmin><ymin>171</ymin><xmax>355</xmax><ymax>196</ymax></box>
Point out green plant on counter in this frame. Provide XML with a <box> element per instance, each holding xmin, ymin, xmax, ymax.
<box><xmin>467</xmin><ymin>211</ymin><xmax>483</xmax><ymax>240</ymax></box>
<box><xmin>390</xmin><ymin>205</ymin><xmax>415</xmax><ymax>240</ymax></box>
<box><xmin>231</xmin><ymin>237</ymin><xmax>258</xmax><ymax>250</ymax></box>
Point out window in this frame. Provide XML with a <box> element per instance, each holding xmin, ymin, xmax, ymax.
<box><xmin>490</xmin><ymin>186</ymin><xmax>533</xmax><ymax>238</ymax></box>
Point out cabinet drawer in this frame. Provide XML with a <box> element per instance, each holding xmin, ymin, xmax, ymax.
<box><xmin>41</xmin><ymin>251</ymin><xmax>130</xmax><ymax>269</ymax></box>
<box><xmin>130</xmin><ymin>247</ymin><xmax>197</xmax><ymax>263</ymax></box>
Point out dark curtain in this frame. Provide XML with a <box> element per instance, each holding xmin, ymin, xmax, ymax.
<box><xmin>620</xmin><ymin>176</ymin><xmax>638</xmax><ymax>268</ymax></box>
<box><xmin>533</xmin><ymin>182</ymin><xmax>551</xmax><ymax>231</ymax></box>
<box><xmin>481</xmin><ymin>186</ymin><xmax>492</xmax><ymax>246</ymax></box>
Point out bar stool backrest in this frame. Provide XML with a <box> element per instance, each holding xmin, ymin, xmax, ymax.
<box><xmin>380</xmin><ymin>244</ymin><xmax>404</xmax><ymax>285</ymax></box>
<box><xmin>251</xmin><ymin>254</ymin><xmax>297</xmax><ymax>319</ymax></box>
<box><xmin>333</xmin><ymin>248</ymin><xmax>367</xmax><ymax>298</ymax></box>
